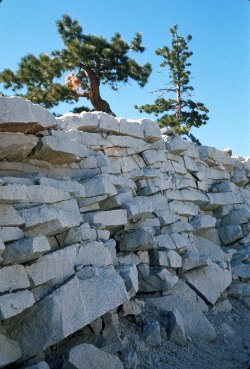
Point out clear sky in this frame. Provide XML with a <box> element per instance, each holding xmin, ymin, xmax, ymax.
<box><xmin>0</xmin><ymin>0</ymin><xmax>249</xmax><ymax>156</ymax></box>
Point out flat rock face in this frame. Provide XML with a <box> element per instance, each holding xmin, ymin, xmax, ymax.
<box><xmin>7</xmin><ymin>267</ymin><xmax>128</xmax><ymax>360</ymax></box>
<box><xmin>0</xmin><ymin>133</ymin><xmax>38</xmax><ymax>161</ymax></box>
<box><xmin>0</xmin><ymin>97</ymin><xmax>56</xmax><ymax>133</ymax></box>
<box><xmin>0</xmin><ymin>333</ymin><xmax>22</xmax><ymax>368</ymax></box>
<box><xmin>184</xmin><ymin>263</ymin><xmax>232</xmax><ymax>305</ymax></box>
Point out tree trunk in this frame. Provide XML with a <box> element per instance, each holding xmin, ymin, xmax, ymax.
<box><xmin>79</xmin><ymin>64</ymin><xmax>116</xmax><ymax>116</ymax></box>
<box><xmin>176</xmin><ymin>83</ymin><xmax>181</xmax><ymax>120</ymax></box>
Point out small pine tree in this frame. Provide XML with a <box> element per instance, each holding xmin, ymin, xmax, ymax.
<box><xmin>135</xmin><ymin>25</ymin><xmax>209</xmax><ymax>143</ymax></box>
<box><xmin>0</xmin><ymin>14</ymin><xmax>152</xmax><ymax>116</ymax></box>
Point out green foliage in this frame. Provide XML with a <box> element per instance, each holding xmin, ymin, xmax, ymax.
<box><xmin>135</xmin><ymin>25</ymin><xmax>209</xmax><ymax>143</ymax></box>
<box><xmin>0</xmin><ymin>14</ymin><xmax>152</xmax><ymax>113</ymax></box>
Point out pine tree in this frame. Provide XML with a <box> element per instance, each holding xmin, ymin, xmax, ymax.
<box><xmin>0</xmin><ymin>14</ymin><xmax>152</xmax><ymax>115</ymax></box>
<box><xmin>135</xmin><ymin>25</ymin><xmax>209</xmax><ymax>143</ymax></box>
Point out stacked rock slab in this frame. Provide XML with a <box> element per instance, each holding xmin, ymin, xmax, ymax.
<box><xmin>0</xmin><ymin>97</ymin><xmax>249</xmax><ymax>368</ymax></box>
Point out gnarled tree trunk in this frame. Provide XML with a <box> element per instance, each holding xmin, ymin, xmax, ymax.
<box><xmin>79</xmin><ymin>64</ymin><xmax>115</xmax><ymax>116</ymax></box>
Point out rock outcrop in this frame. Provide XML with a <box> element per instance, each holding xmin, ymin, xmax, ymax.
<box><xmin>0</xmin><ymin>96</ymin><xmax>249</xmax><ymax>368</ymax></box>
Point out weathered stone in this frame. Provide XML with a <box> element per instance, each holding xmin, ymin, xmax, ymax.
<box><xmin>121</xmin><ymin>299</ymin><xmax>144</xmax><ymax>316</ymax></box>
<box><xmin>38</xmin><ymin>177</ymin><xmax>86</xmax><ymax>199</ymax></box>
<box><xmin>85</xmin><ymin>209</ymin><xmax>127</xmax><ymax>229</ymax></box>
<box><xmin>169</xmin><ymin>309</ymin><xmax>187</xmax><ymax>346</ymax></box>
<box><xmin>193</xmin><ymin>236</ymin><xmax>233</xmax><ymax>263</ymax></box>
<box><xmin>232</xmin><ymin>264</ymin><xmax>250</xmax><ymax>280</ymax></box>
<box><xmin>0</xmin><ymin>96</ymin><xmax>56</xmax><ymax>133</ymax></box>
<box><xmin>117</xmin><ymin>252</ymin><xmax>140</xmax><ymax>266</ymax></box>
<box><xmin>2</xmin><ymin>236</ymin><xmax>51</xmax><ymax>265</ymax></box>
<box><xmin>146</xmin><ymin>294</ymin><xmax>216</xmax><ymax>342</ymax></box>
<box><xmin>20</xmin><ymin>200</ymin><xmax>82</xmax><ymax>237</ymax></box>
<box><xmin>165</xmin><ymin>136</ymin><xmax>190</xmax><ymax>154</ymax></box>
<box><xmin>150</xmin><ymin>250</ymin><xmax>182</xmax><ymax>268</ymax></box>
<box><xmin>184</xmin><ymin>263</ymin><xmax>232</xmax><ymax>305</ymax></box>
<box><xmin>0</xmin><ymin>290</ymin><xmax>34</xmax><ymax>320</ymax></box>
<box><xmin>78</xmin><ymin>241</ymin><xmax>113</xmax><ymax>267</ymax></box>
<box><xmin>56</xmin><ymin>223</ymin><xmax>96</xmax><ymax>246</ymax></box>
<box><xmin>171</xmin><ymin>233</ymin><xmax>190</xmax><ymax>252</ymax></box>
<box><xmin>7</xmin><ymin>267</ymin><xmax>128</xmax><ymax>360</ymax></box>
<box><xmin>57</xmin><ymin>111</ymin><xmax>99</xmax><ymax>132</ymax></box>
<box><xmin>169</xmin><ymin>201</ymin><xmax>199</xmax><ymax>216</ymax></box>
<box><xmin>119</xmin><ymin>228</ymin><xmax>155</xmax><ymax>252</ymax></box>
<box><xmin>81</xmin><ymin>175</ymin><xmax>117</xmax><ymax>198</ymax></box>
<box><xmin>166</xmin><ymin>188</ymin><xmax>209</xmax><ymax>205</ymax></box>
<box><xmin>153</xmin><ymin>210</ymin><xmax>180</xmax><ymax>226</ymax></box>
<box><xmin>228</xmin><ymin>282</ymin><xmax>250</xmax><ymax>297</ymax></box>
<box><xmin>205</xmin><ymin>192</ymin><xmax>242</xmax><ymax>210</ymax></box>
<box><xmin>25</xmin><ymin>246</ymin><xmax>76</xmax><ymax>287</ymax></box>
<box><xmin>63</xmin><ymin>343</ymin><xmax>124</xmax><ymax>369</ymax></box>
<box><xmin>155</xmin><ymin>234</ymin><xmax>176</xmax><ymax>250</ymax></box>
<box><xmin>220</xmin><ymin>208</ymin><xmax>250</xmax><ymax>226</ymax></box>
<box><xmin>169</xmin><ymin>221</ymin><xmax>193</xmax><ymax>233</ymax></box>
<box><xmin>0</xmin><ymin>184</ymin><xmax>70</xmax><ymax>204</ymax></box>
<box><xmin>122</xmin><ymin>197</ymin><xmax>153</xmax><ymax>219</ymax></box>
<box><xmin>212</xmin><ymin>181</ymin><xmax>237</xmax><ymax>193</ymax></box>
<box><xmin>0</xmin><ymin>265</ymin><xmax>30</xmax><ymax>293</ymax></box>
<box><xmin>190</xmin><ymin>215</ymin><xmax>216</xmax><ymax>232</ymax></box>
<box><xmin>0</xmin><ymin>204</ymin><xmax>24</xmax><ymax>226</ymax></box>
<box><xmin>0</xmin><ymin>333</ymin><xmax>22</xmax><ymax>368</ymax></box>
<box><xmin>218</xmin><ymin>225</ymin><xmax>243</xmax><ymax>245</ymax></box>
<box><xmin>118</xmin><ymin>118</ymin><xmax>144</xmax><ymax>139</ymax></box>
<box><xmin>117</xmin><ymin>264</ymin><xmax>138</xmax><ymax>297</ymax></box>
<box><xmin>0</xmin><ymin>227</ymin><xmax>23</xmax><ymax>242</ymax></box>
<box><xmin>140</xmin><ymin>119</ymin><xmax>162</xmax><ymax>142</ymax></box>
<box><xmin>139</xmin><ymin>267</ymin><xmax>178</xmax><ymax>292</ymax></box>
<box><xmin>101</xmin><ymin>189</ymin><xmax>133</xmax><ymax>210</ymax></box>
<box><xmin>182</xmin><ymin>251</ymin><xmax>211</xmax><ymax>272</ymax></box>
<box><xmin>33</xmin><ymin>135</ymin><xmax>90</xmax><ymax>164</ymax></box>
<box><xmin>143</xmin><ymin>320</ymin><xmax>161</xmax><ymax>347</ymax></box>
<box><xmin>199</xmin><ymin>146</ymin><xmax>233</xmax><ymax>169</ymax></box>
<box><xmin>0</xmin><ymin>132</ymin><xmax>38</xmax><ymax>161</ymax></box>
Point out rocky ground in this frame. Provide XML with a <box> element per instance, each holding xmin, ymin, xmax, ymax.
<box><xmin>118</xmin><ymin>297</ymin><xmax>250</xmax><ymax>369</ymax></box>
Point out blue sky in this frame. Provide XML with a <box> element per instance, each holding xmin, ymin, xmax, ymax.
<box><xmin>0</xmin><ymin>0</ymin><xmax>249</xmax><ymax>156</ymax></box>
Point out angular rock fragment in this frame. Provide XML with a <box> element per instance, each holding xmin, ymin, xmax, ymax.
<box><xmin>0</xmin><ymin>184</ymin><xmax>70</xmax><ymax>204</ymax></box>
<box><xmin>218</xmin><ymin>225</ymin><xmax>243</xmax><ymax>245</ymax></box>
<box><xmin>119</xmin><ymin>228</ymin><xmax>155</xmax><ymax>252</ymax></box>
<box><xmin>0</xmin><ymin>132</ymin><xmax>38</xmax><ymax>161</ymax></box>
<box><xmin>143</xmin><ymin>320</ymin><xmax>161</xmax><ymax>347</ymax></box>
<box><xmin>122</xmin><ymin>197</ymin><xmax>153</xmax><ymax>219</ymax></box>
<box><xmin>7</xmin><ymin>267</ymin><xmax>128</xmax><ymax>360</ymax></box>
<box><xmin>20</xmin><ymin>200</ymin><xmax>82</xmax><ymax>237</ymax></box>
<box><xmin>117</xmin><ymin>264</ymin><xmax>138</xmax><ymax>297</ymax></box>
<box><xmin>81</xmin><ymin>175</ymin><xmax>117</xmax><ymax>198</ymax></box>
<box><xmin>150</xmin><ymin>250</ymin><xmax>182</xmax><ymax>268</ymax></box>
<box><xmin>0</xmin><ymin>204</ymin><xmax>24</xmax><ymax>226</ymax></box>
<box><xmin>84</xmin><ymin>209</ymin><xmax>127</xmax><ymax>229</ymax></box>
<box><xmin>2</xmin><ymin>236</ymin><xmax>50</xmax><ymax>265</ymax></box>
<box><xmin>0</xmin><ymin>226</ymin><xmax>23</xmax><ymax>242</ymax></box>
<box><xmin>153</xmin><ymin>210</ymin><xmax>180</xmax><ymax>226</ymax></box>
<box><xmin>38</xmin><ymin>177</ymin><xmax>86</xmax><ymax>199</ymax></box>
<box><xmin>139</xmin><ymin>267</ymin><xmax>178</xmax><ymax>292</ymax></box>
<box><xmin>184</xmin><ymin>263</ymin><xmax>232</xmax><ymax>305</ymax></box>
<box><xmin>63</xmin><ymin>343</ymin><xmax>124</xmax><ymax>369</ymax></box>
<box><xmin>0</xmin><ymin>96</ymin><xmax>56</xmax><ymax>133</ymax></box>
<box><xmin>169</xmin><ymin>309</ymin><xmax>187</xmax><ymax>346</ymax></box>
<box><xmin>57</xmin><ymin>111</ymin><xmax>99</xmax><ymax>132</ymax></box>
<box><xmin>0</xmin><ymin>290</ymin><xmax>34</xmax><ymax>320</ymax></box>
<box><xmin>0</xmin><ymin>333</ymin><xmax>22</xmax><ymax>368</ymax></box>
<box><xmin>155</xmin><ymin>234</ymin><xmax>176</xmax><ymax>250</ymax></box>
<box><xmin>205</xmin><ymin>192</ymin><xmax>242</xmax><ymax>210</ymax></box>
<box><xmin>190</xmin><ymin>214</ymin><xmax>216</xmax><ymax>232</ymax></box>
<box><xmin>169</xmin><ymin>201</ymin><xmax>199</xmax><ymax>216</ymax></box>
<box><xmin>0</xmin><ymin>265</ymin><xmax>30</xmax><ymax>293</ymax></box>
<box><xmin>56</xmin><ymin>223</ymin><xmax>96</xmax><ymax>246</ymax></box>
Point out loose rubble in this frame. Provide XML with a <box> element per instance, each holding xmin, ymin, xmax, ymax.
<box><xmin>0</xmin><ymin>96</ymin><xmax>249</xmax><ymax>369</ymax></box>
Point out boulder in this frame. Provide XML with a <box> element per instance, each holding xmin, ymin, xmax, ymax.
<box><xmin>0</xmin><ymin>96</ymin><xmax>56</xmax><ymax>133</ymax></box>
<box><xmin>184</xmin><ymin>263</ymin><xmax>232</xmax><ymax>305</ymax></box>
<box><xmin>0</xmin><ymin>132</ymin><xmax>38</xmax><ymax>161</ymax></box>
<box><xmin>143</xmin><ymin>320</ymin><xmax>161</xmax><ymax>347</ymax></box>
<box><xmin>0</xmin><ymin>290</ymin><xmax>34</xmax><ymax>320</ymax></box>
<box><xmin>63</xmin><ymin>343</ymin><xmax>124</xmax><ymax>369</ymax></box>
<box><xmin>0</xmin><ymin>265</ymin><xmax>30</xmax><ymax>293</ymax></box>
<box><xmin>0</xmin><ymin>333</ymin><xmax>22</xmax><ymax>368</ymax></box>
<box><xmin>84</xmin><ymin>209</ymin><xmax>128</xmax><ymax>229</ymax></box>
<box><xmin>168</xmin><ymin>309</ymin><xmax>187</xmax><ymax>346</ymax></box>
<box><xmin>119</xmin><ymin>228</ymin><xmax>155</xmax><ymax>252</ymax></box>
<box><xmin>7</xmin><ymin>267</ymin><xmax>128</xmax><ymax>360</ymax></box>
<box><xmin>218</xmin><ymin>225</ymin><xmax>243</xmax><ymax>245</ymax></box>
<box><xmin>0</xmin><ymin>204</ymin><xmax>24</xmax><ymax>226</ymax></box>
<box><xmin>2</xmin><ymin>236</ymin><xmax>51</xmax><ymax>265</ymax></box>
<box><xmin>138</xmin><ymin>267</ymin><xmax>178</xmax><ymax>292</ymax></box>
<box><xmin>150</xmin><ymin>250</ymin><xmax>182</xmax><ymax>268</ymax></box>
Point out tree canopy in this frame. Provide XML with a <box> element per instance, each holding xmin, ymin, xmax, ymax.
<box><xmin>0</xmin><ymin>14</ymin><xmax>152</xmax><ymax>115</ymax></box>
<box><xmin>135</xmin><ymin>25</ymin><xmax>209</xmax><ymax>143</ymax></box>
